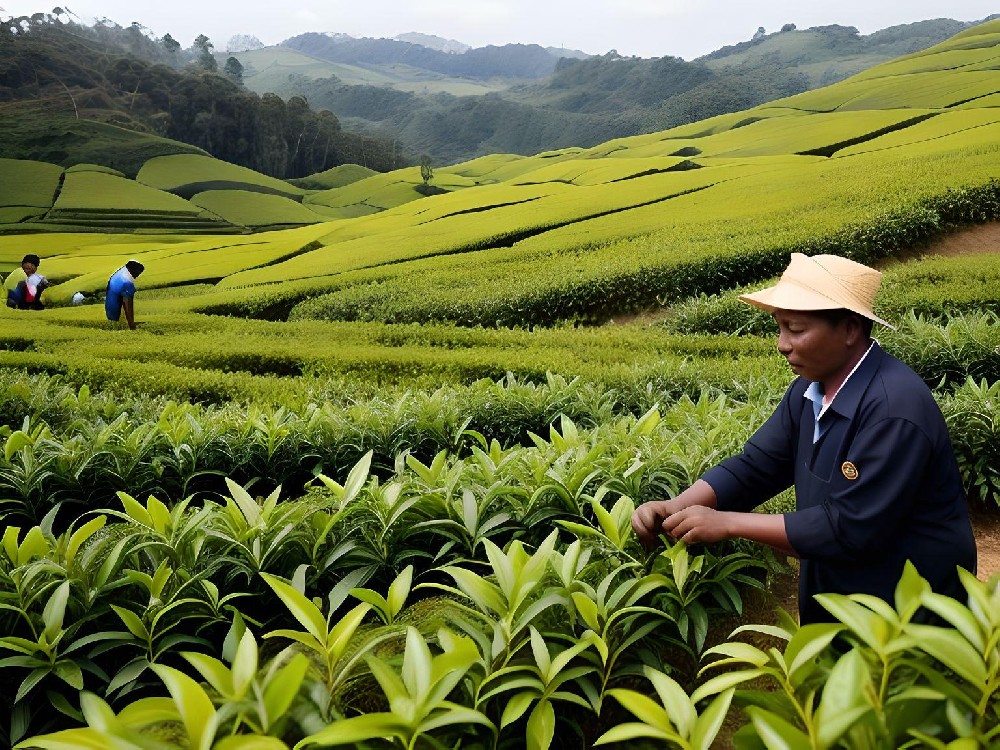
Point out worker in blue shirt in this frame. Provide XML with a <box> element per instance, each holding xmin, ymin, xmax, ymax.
<box><xmin>632</xmin><ymin>253</ymin><xmax>976</xmax><ymax>624</ymax></box>
<box><xmin>106</xmin><ymin>260</ymin><xmax>144</xmax><ymax>330</ymax></box>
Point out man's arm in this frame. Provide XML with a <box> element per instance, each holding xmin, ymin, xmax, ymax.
<box><xmin>122</xmin><ymin>296</ymin><xmax>136</xmax><ymax>330</ymax></box>
<box><xmin>661</xmin><ymin>505</ymin><xmax>798</xmax><ymax>557</ymax></box>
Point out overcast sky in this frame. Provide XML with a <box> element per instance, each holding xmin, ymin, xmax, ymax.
<box><xmin>2</xmin><ymin>1</ymin><xmax>996</xmax><ymax>58</ymax></box>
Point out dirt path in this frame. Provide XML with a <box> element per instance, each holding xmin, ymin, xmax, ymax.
<box><xmin>923</xmin><ymin>220</ymin><xmax>1000</xmax><ymax>258</ymax></box>
<box><xmin>972</xmin><ymin>511</ymin><xmax>1000</xmax><ymax>580</ymax></box>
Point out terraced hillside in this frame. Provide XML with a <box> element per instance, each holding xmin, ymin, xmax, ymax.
<box><xmin>3</xmin><ymin>21</ymin><xmax>1000</xmax><ymax>750</ymax></box>
<box><xmin>0</xmin><ymin>154</ymin><xmax>378</xmax><ymax>234</ymax></box>
<box><xmin>0</xmin><ymin>20</ymin><xmax>999</xmax><ymax>374</ymax></box>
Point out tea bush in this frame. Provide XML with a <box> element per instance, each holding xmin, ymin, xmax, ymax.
<box><xmin>0</xmin><ymin>417</ymin><xmax>777</xmax><ymax>745</ymax></box>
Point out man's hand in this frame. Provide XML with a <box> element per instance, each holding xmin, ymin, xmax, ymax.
<box><xmin>661</xmin><ymin>505</ymin><xmax>732</xmax><ymax>544</ymax></box>
<box><xmin>631</xmin><ymin>499</ymin><xmax>674</xmax><ymax>547</ymax></box>
<box><xmin>631</xmin><ymin>479</ymin><xmax>720</xmax><ymax>547</ymax></box>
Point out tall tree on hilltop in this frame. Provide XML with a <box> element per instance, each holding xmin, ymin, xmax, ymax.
<box><xmin>420</xmin><ymin>154</ymin><xmax>433</xmax><ymax>185</ymax></box>
<box><xmin>160</xmin><ymin>32</ymin><xmax>180</xmax><ymax>66</ymax></box>
<box><xmin>192</xmin><ymin>33</ymin><xmax>217</xmax><ymax>72</ymax></box>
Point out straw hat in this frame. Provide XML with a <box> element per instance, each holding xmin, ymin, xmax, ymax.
<box><xmin>739</xmin><ymin>253</ymin><xmax>895</xmax><ymax>329</ymax></box>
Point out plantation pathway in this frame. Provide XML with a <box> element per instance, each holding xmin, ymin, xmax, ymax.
<box><xmin>919</xmin><ymin>219</ymin><xmax>1000</xmax><ymax>258</ymax></box>
<box><xmin>973</xmin><ymin>511</ymin><xmax>1000</xmax><ymax>581</ymax></box>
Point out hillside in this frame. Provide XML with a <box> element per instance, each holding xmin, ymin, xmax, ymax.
<box><xmin>0</xmin><ymin>17</ymin><xmax>400</xmax><ymax>177</ymax></box>
<box><xmin>2</xmin><ymin>19</ymin><xmax>998</xmax><ymax>324</ymax></box>
<box><xmin>2</xmin><ymin>18</ymin><xmax>1000</xmax><ymax>750</ymax></box>
<box><xmin>233</xmin><ymin>46</ymin><xmax>509</xmax><ymax>98</ymax></box>
<box><xmin>699</xmin><ymin>18</ymin><xmax>977</xmax><ymax>83</ymax></box>
<box><xmin>261</xmin><ymin>19</ymin><xmax>987</xmax><ymax>165</ymax></box>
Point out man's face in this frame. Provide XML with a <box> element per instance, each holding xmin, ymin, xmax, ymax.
<box><xmin>22</xmin><ymin>261</ymin><xmax>37</xmax><ymax>275</ymax></box>
<box><xmin>773</xmin><ymin>309</ymin><xmax>855</xmax><ymax>385</ymax></box>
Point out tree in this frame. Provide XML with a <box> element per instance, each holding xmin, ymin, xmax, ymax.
<box><xmin>223</xmin><ymin>56</ymin><xmax>243</xmax><ymax>84</ymax></box>
<box><xmin>160</xmin><ymin>32</ymin><xmax>180</xmax><ymax>66</ymax></box>
<box><xmin>419</xmin><ymin>154</ymin><xmax>433</xmax><ymax>185</ymax></box>
<box><xmin>226</xmin><ymin>33</ymin><xmax>263</xmax><ymax>52</ymax></box>
<box><xmin>192</xmin><ymin>33</ymin><xmax>217</xmax><ymax>72</ymax></box>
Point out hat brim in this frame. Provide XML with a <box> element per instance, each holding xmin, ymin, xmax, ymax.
<box><xmin>739</xmin><ymin>283</ymin><xmax>895</xmax><ymax>330</ymax></box>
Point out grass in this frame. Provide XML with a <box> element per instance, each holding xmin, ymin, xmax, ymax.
<box><xmin>64</xmin><ymin>163</ymin><xmax>126</xmax><ymax>176</ymax></box>
<box><xmin>289</xmin><ymin>163</ymin><xmax>378</xmax><ymax>190</ymax></box>
<box><xmin>0</xmin><ymin>158</ymin><xmax>63</xmax><ymax>208</ymax></box>
<box><xmin>190</xmin><ymin>190</ymin><xmax>330</xmax><ymax>228</ymax></box>
<box><xmin>137</xmin><ymin>154</ymin><xmax>310</xmax><ymax>199</ymax></box>
<box><xmin>51</xmin><ymin>171</ymin><xmax>204</xmax><ymax>214</ymax></box>
<box><xmin>0</xmin><ymin>113</ymin><xmax>206</xmax><ymax>177</ymax></box>
<box><xmin>303</xmin><ymin>167</ymin><xmax>477</xmax><ymax>210</ymax></box>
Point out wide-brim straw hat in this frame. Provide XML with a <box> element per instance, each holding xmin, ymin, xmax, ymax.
<box><xmin>739</xmin><ymin>253</ymin><xmax>895</xmax><ymax>330</ymax></box>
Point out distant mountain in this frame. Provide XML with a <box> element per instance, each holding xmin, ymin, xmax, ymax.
<box><xmin>545</xmin><ymin>46</ymin><xmax>590</xmax><ymax>60</ymax></box>
<box><xmin>275</xmin><ymin>17</ymin><xmax>993</xmax><ymax>165</ymax></box>
<box><xmin>282</xmin><ymin>33</ymin><xmax>578</xmax><ymax>79</ymax></box>
<box><xmin>394</xmin><ymin>32</ymin><xmax>470</xmax><ymax>54</ymax></box>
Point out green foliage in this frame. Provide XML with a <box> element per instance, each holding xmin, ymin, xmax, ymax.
<box><xmin>596</xmin><ymin>666</ymin><xmax>733</xmax><ymax>749</ymax></box>
<box><xmin>295</xmin><ymin>627</ymin><xmax>492</xmax><ymax>749</ymax></box>
<box><xmin>0</xmin><ymin>118</ymin><xmax>206</xmax><ymax>180</ymax></box>
<box><xmin>50</xmin><ymin>170</ymin><xmax>213</xmax><ymax>216</ymax></box>
<box><xmin>695</xmin><ymin>563</ymin><xmax>1000</xmax><ymax>748</ymax></box>
<box><xmin>941</xmin><ymin>379</ymin><xmax>1000</xmax><ymax>507</ymax></box>
<box><xmin>0</xmin><ymin>319</ymin><xmax>997</xmax><ymax>518</ymax></box>
<box><xmin>287</xmin><ymin>164</ymin><xmax>377</xmax><ymax>191</ymax></box>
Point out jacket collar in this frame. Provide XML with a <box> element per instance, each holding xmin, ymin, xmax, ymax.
<box><xmin>824</xmin><ymin>340</ymin><xmax>883</xmax><ymax>420</ymax></box>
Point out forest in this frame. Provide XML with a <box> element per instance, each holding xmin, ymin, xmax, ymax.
<box><xmin>0</xmin><ymin>15</ymin><xmax>400</xmax><ymax>177</ymax></box>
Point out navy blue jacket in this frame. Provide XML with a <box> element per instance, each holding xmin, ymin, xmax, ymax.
<box><xmin>702</xmin><ymin>342</ymin><xmax>976</xmax><ymax>624</ymax></box>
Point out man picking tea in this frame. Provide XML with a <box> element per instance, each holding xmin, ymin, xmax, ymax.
<box><xmin>632</xmin><ymin>253</ymin><xmax>976</xmax><ymax>624</ymax></box>
<box><xmin>105</xmin><ymin>260</ymin><xmax>145</xmax><ymax>330</ymax></box>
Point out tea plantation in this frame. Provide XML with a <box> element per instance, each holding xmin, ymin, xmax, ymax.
<box><xmin>1</xmin><ymin>20</ymin><xmax>999</xmax><ymax>750</ymax></box>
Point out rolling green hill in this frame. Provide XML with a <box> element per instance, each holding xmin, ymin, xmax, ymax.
<box><xmin>0</xmin><ymin>19</ymin><xmax>996</xmax><ymax>334</ymax></box>
<box><xmin>268</xmin><ymin>20</ymin><xmax>988</xmax><ymax>165</ymax></box>
<box><xmin>699</xmin><ymin>19</ymin><xmax>976</xmax><ymax>84</ymax></box>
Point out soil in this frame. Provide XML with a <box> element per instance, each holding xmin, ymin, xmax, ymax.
<box><xmin>971</xmin><ymin>509</ymin><xmax>1000</xmax><ymax>580</ymax></box>
<box><xmin>888</xmin><ymin>220</ymin><xmax>1000</xmax><ymax>261</ymax></box>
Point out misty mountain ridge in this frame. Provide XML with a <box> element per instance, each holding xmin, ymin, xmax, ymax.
<box><xmin>3</xmin><ymin>11</ymin><xmax>997</xmax><ymax>179</ymax></box>
<box><xmin>282</xmin><ymin>32</ymin><xmax>588</xmax><ymax>80</ymax></box>
<box><xmin>393</xmin><ymin>32</ymin><xmax>470</xmax><ymax>54</ymax></box>
<box><xmin>266</xmin><ymin>16</ymin><xmax>992</xmax><ymax>165</ymax></box>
